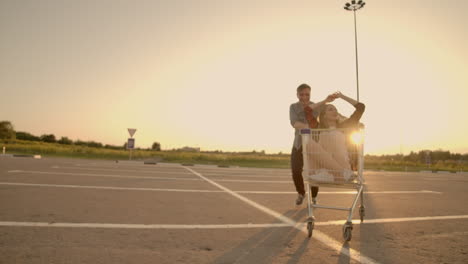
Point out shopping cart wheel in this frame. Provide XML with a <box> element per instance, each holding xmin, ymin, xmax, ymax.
<box><xmin>343</xmin><ymin>222</ymin><xmax>353</xmax><ymax>241</ymax></box>
<box><xmin>306</xmin><ymin>217</ymin><xmax>314</xmax><ymax>238</ymax></box>
<box><xmin>359</xmin><ymin>205</ymin><xmax>365</xmax><ymax>222</ymax></box>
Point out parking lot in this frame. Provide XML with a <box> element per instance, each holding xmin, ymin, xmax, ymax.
<box><xmin>1</xmin><ymin>156</ymin><xmax>467</xmax><ymax>263</ymax></box>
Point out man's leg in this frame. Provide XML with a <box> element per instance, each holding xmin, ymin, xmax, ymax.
<box><xmin>291</xmin><ymin>147</ymin><xmax>305</xmax><ymax>205</ymax></box>
<box><xmin>305</xmin><ymin>142</ymin><xmax>320</xmax><ymax>201</ymax></box>
<box><xmin>311</xmin><ymin>186</ymin><xmax>319</xmax><ymax>198</ymax></box>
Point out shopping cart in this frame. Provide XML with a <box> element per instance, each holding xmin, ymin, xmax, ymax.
<box><xmin>300</xmin><ymin>127</ymin><xmax>365</xmax><ymax>241</ymax></box>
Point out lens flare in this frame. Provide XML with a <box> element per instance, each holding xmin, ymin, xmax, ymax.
<box><xmin>350</xmin><ymin>131</ymin><xmax>364</xmax><ymax>145</ymax></box>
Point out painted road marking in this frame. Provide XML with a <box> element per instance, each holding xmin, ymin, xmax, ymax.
<box><xmin>10</xmin><ymin>170</ymin><xmax>452</xmax><ymax>186</ymax></box>
<box><xmin>0</xmin><ymin>222</ymin><xmax>291</xmax><ymax>229</ymax></box>
<box><xmin>0</xmin><ymin>182</ymin><xmax>221</xmax><ymax>193</ymax></box>
<box><xmin>7</xmin><ymin>170</ymin><xmax>200</xmax><ymax>181</ymax></box>
<box><xmin>2</xmin><ymin>215</ymin><xmax>467</xmax><ymax>230</ymax></box>
<box><xmin>52</xmin><ymin>166</ymin><xmax>194</xmax><ymax>175</ymax></box>
<box><xmin>5</xmin><ymin>170</ymin><xmax>297</xmax><ymax>184</ymax></box>
<box><xmin>0</xmin><ymin>182</ymin><xmax>442</xmax><ymax>195</ymax></box>
<box><xmin>75</xmin><ymin>162</ymin><xmax>181</xmax><ymax>168</ymax></box>
<box><xmin>183</xmin><ymin>166</ymin><xmax>380</xmax><ymax>264</ymax></box>
<box><xmin>53</xmin><ymin>166</ymin><xmax>291</xmax><ymax>178</ymax></box>
<box><xmin>215</xmin><ymin>179</ymin><xmax>290</xmax><ymax>183</ymax></box>
<box><xmin>315</xmin><ymin>215</ymin><xmax>468</xmax><ymax>226</ymax></box>
<box><xmin>237</xmin><ymin>190</ymin><xmax>442</xmax><ymax>194</ymax></box>
<box><xmin>77</xmin><ymin>162</ymin><xmax>290</xmax><ymax>174</ymax></box>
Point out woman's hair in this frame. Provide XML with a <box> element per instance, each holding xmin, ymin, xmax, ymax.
<box><xmin>318</xmin><ymin>104</ymin><xmax>339</xmax><ymax>128</ymax></box>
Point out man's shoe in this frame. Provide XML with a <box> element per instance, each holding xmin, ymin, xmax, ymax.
<box><xmin>312</xmin><ymin>197</ymin><xmax>317</xmax><ymax>205</ymax></box>
<box><xmin>295</xmin><ymin>194</ymin><xmax>305</xmax><ymax>205</ymax></box>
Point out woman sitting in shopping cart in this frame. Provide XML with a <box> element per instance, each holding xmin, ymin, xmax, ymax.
<box><xmin>307</xmin><ymin>92</ymin><xmax>365</xmax><ymax>183</ymax></box>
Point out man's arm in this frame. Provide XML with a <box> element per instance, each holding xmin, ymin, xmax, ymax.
<box><xmin>290</xmin><ymin>104</ymin><xmax>309</xmax><ymax>129</ymax></box>
<box><xmin>293</xmin><ymin>121</ymin><xmax>309</xmax><ymax>129</ymax></box>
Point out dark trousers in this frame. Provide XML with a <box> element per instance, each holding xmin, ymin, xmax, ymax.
<box><xmin>291</xmin><ymin>147</ymin><xmax>319</xmax><ymax>197</ymax></box>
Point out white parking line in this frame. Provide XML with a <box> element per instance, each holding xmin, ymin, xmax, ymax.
<box><xmin>0</xmin><ymin>182</ymin><xmax>441</xmax><ymax>195</ymax></box>
<box><xmin>3</xmin><ymin>215</ymin><xmax>467</xmax><ymax>230</ymax></box>
<box><xmin>76</xmin><ymin>162</ymin><xmax>291</xmax><ymax>174</ymax></box>
<box><xmin>183</xmin><ymin>166</ymin><xmax>380</xmax><ymax>264</ymax></box>
<box><xmin>7</xmin><ymin>170</ymin><xmax>200</xmax><ymax>181</ymax></box>
<box><xmin>53</xmin><ymin>166</ymin><xmax>193</xmax><ymax>175</ymax></box>
<box><xmin>0</xmin><ymin>182</ymin><xmax>221</xmax><ymax>193</ymax></box>
<box><xmin>184</xmin><ymin>166</ymin><xmax>288</xmax><ymax>173</ymax></box>
<box><xmin>0</xmin><ymin>221</ymin><xmax>291</xmax><ymax>229</ymax></box>
<box><xmin>238</xmin><ymin>190</ymin><xmax>442</xmax><ymax>194</ymax></box>
<box><xmin>53</xmin><ymin>166</ymin><xmax>291</xmax><ymax>178</ymax></box>
<box><xmin>315</xmin><ymin>215</ymin><xmax>468</xmax><ymax>226</ymax></box>
<box><xmin>215</xmin><ymin>179</ymin><xmax>290</xmax><ymax>183</ymax></box>
<box><xmin>5</xmin><ymin>170</ymin><xmax>293</xmax><ymax>184</ymax></box>
<box><xmin>75</xmin><ymin>162</ymin><xmax>181</xmax><ymax>168</ymax></box>
<box><xmin>18</xmin><ymin>170</ymin><xmax>451</xmax><ymax>186</ymax></box>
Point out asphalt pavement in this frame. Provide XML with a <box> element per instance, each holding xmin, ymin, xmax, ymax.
<box><xmin>1</xmin><ymin>156</ymin><xmax>467</xmax><ymax>264</ymax></box>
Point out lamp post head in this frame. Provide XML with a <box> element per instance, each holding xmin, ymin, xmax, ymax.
<box><xmin>344</xmin><ymin>1</ymin><xmax>365</xmax><ymax>11</ymax></box>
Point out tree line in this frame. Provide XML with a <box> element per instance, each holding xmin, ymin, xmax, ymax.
<box><xmin>0</xmin><ymin>121</ymin><xmax>161</xmax><ymax>151</ymax></box>
<box><xmin>366</xmin><ymin>150</ymin><xmax>468</xmax><ymax>164</ymax></box>
<box><xmin>2</xmin><ymin>120</ymin><xmax>467</xmax><ymax>161</ymax></box>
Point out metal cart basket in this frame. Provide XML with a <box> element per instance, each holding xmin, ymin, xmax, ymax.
<box><xmin>300</xmin><ymin>128</ymin><xmax>365</xmax><ymax>241</ymax></box>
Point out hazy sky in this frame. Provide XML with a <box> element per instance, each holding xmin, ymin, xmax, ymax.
<box><xmin>1</xmin><ymin>0</ymin><xmax>467</xmax><ymax>154</ymax></box>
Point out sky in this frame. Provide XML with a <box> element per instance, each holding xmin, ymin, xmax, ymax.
<box><xmin>1</xmin><ymin>0</ymin><xmax>467</xmax><ymax>154</ymax></box>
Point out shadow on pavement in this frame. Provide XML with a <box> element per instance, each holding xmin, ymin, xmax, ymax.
<box><xmin>212</xmin><ymin>209</ymin><xmax>311</xmax><ymax>264</ymax></box>
<box><xmin>337</xmin><ymin>242</ymin><xmax>351</xmax><ymax>264</ymax></box>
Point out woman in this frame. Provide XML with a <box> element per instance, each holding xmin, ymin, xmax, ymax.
<box><xmin>308</xmin><ymin>92</ymin><xmax>365</xmax><ymax>182</ymax></box>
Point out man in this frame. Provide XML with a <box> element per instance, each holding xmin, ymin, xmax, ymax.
<box><xmin>289</xmin><ymin>84</ymin><xmax>336</xmax><ymax>205</ymax></box>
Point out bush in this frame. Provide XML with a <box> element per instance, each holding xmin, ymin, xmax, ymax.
<box><xmin>75</xmin><ymin>140</ymin><xmax>87</xmax><ymax>146</ymax></box>
<box><xmin>86</xmin><ymin>141</ymin><xmax>103</xmax><ymax>148</ymax></box>
<box><xmin>40</xmin><ymin>134</ymin><xmax>56</xmax><ymax>143</ymax></box>
<box><xmin>16</xmin><ymin>131</ymin><xmax>41</xmax><ymax>141</ymax></box>
<box><xmin>58</xmin><ymin>137</ymin><xmax>73</xmax><ymax>145</ymax></box>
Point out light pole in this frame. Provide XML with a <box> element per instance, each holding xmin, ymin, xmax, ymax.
<box><xmin>344</xmin><ymin>0</ymin><xmax>366</xmax><ymax>102</ymax></box>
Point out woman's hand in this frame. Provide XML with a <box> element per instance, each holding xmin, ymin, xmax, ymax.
<box><xmin>325</xmin><ymin>93</ymin><xmax>337</xmax><ymax>103</ymax></box>
<box><xmin>334</xmin><ymin>91</ymin><xmax>344</xmax><ymax>99</ymax></box>
<box><xmin>335</xmin><ymin>92</ymin><xmax>359</xmax><ymax>106</ymax></box>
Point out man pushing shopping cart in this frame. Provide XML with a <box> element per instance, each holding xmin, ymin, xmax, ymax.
<box><xmin>289</xmin><ymin>83</ymin><xmax>365</xmax><ymax>241</ymax></box>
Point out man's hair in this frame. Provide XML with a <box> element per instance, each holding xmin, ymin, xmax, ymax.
<box><xmin>297</xmin><ymin>83</ymin><xmax>311</xmax><ymax>93</ymax></box>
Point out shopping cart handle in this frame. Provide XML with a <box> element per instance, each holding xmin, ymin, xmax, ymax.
<box><xmin>300</xmin><ymin>129</ymin><xmax>311</xmax><ymax>134</ymax></box>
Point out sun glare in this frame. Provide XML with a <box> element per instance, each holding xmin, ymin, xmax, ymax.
<box><xmin>350</xmin><ymin>130</ymin><xmax>364</xmax><ymax>145</ymax></box>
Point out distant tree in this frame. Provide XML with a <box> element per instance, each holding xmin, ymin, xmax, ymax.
<box><xmin>40</xmin><ymin>134</ymin><xmax>56</xmax><ymax>143</ymax></box>
<box><xmin>123</xmin><ymin>142</ymin><xmax>127</xmax><ymax>149</ymax></box>
<box><xmin>74</xmin><ymin>140</ymin><xmax>87</xmax><ymax>146</ymax></box>
<box><xmin>57</xmin><ymin>137</ymin><xmax>73</xmax><ymax>145</ymax></box>
<box><xmin>16</xmin><ymin>131</ymin><xmax>41</xmax><ymax>141</ymax></box>
<box><xmin>86</xmin><ymin>141</ymin><xmax>103</xmax><ymax>148</ymax></box>
<box><xmin>152</xmin><ymin>142</ymin><xmax>161</xmax><ymax>151</ymax></box>
<box><xmin>432</xmin><ymin>150</ymin><xmax>451</xmax><ymax>162</ymax></box>
<box><xmin>0</xmin><ymin>121</ymin><xmax>16</xmax><ymax>141</ymax></box>
<box><xmin>104</xmin><ymin>144</ymin><xmax>121</xmax><ymax>150</ymax></box>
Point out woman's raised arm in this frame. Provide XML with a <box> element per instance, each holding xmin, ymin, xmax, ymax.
<box><xmin>336</xmin><ymin>92</ymin><xmax>358</xmax><ymax>106</ymax></box>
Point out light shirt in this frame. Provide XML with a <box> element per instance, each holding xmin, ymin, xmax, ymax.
<box><xmin>289</xmin><ymin>102</ymin><xmax>324</xmax><ymax>149</ymax></box>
